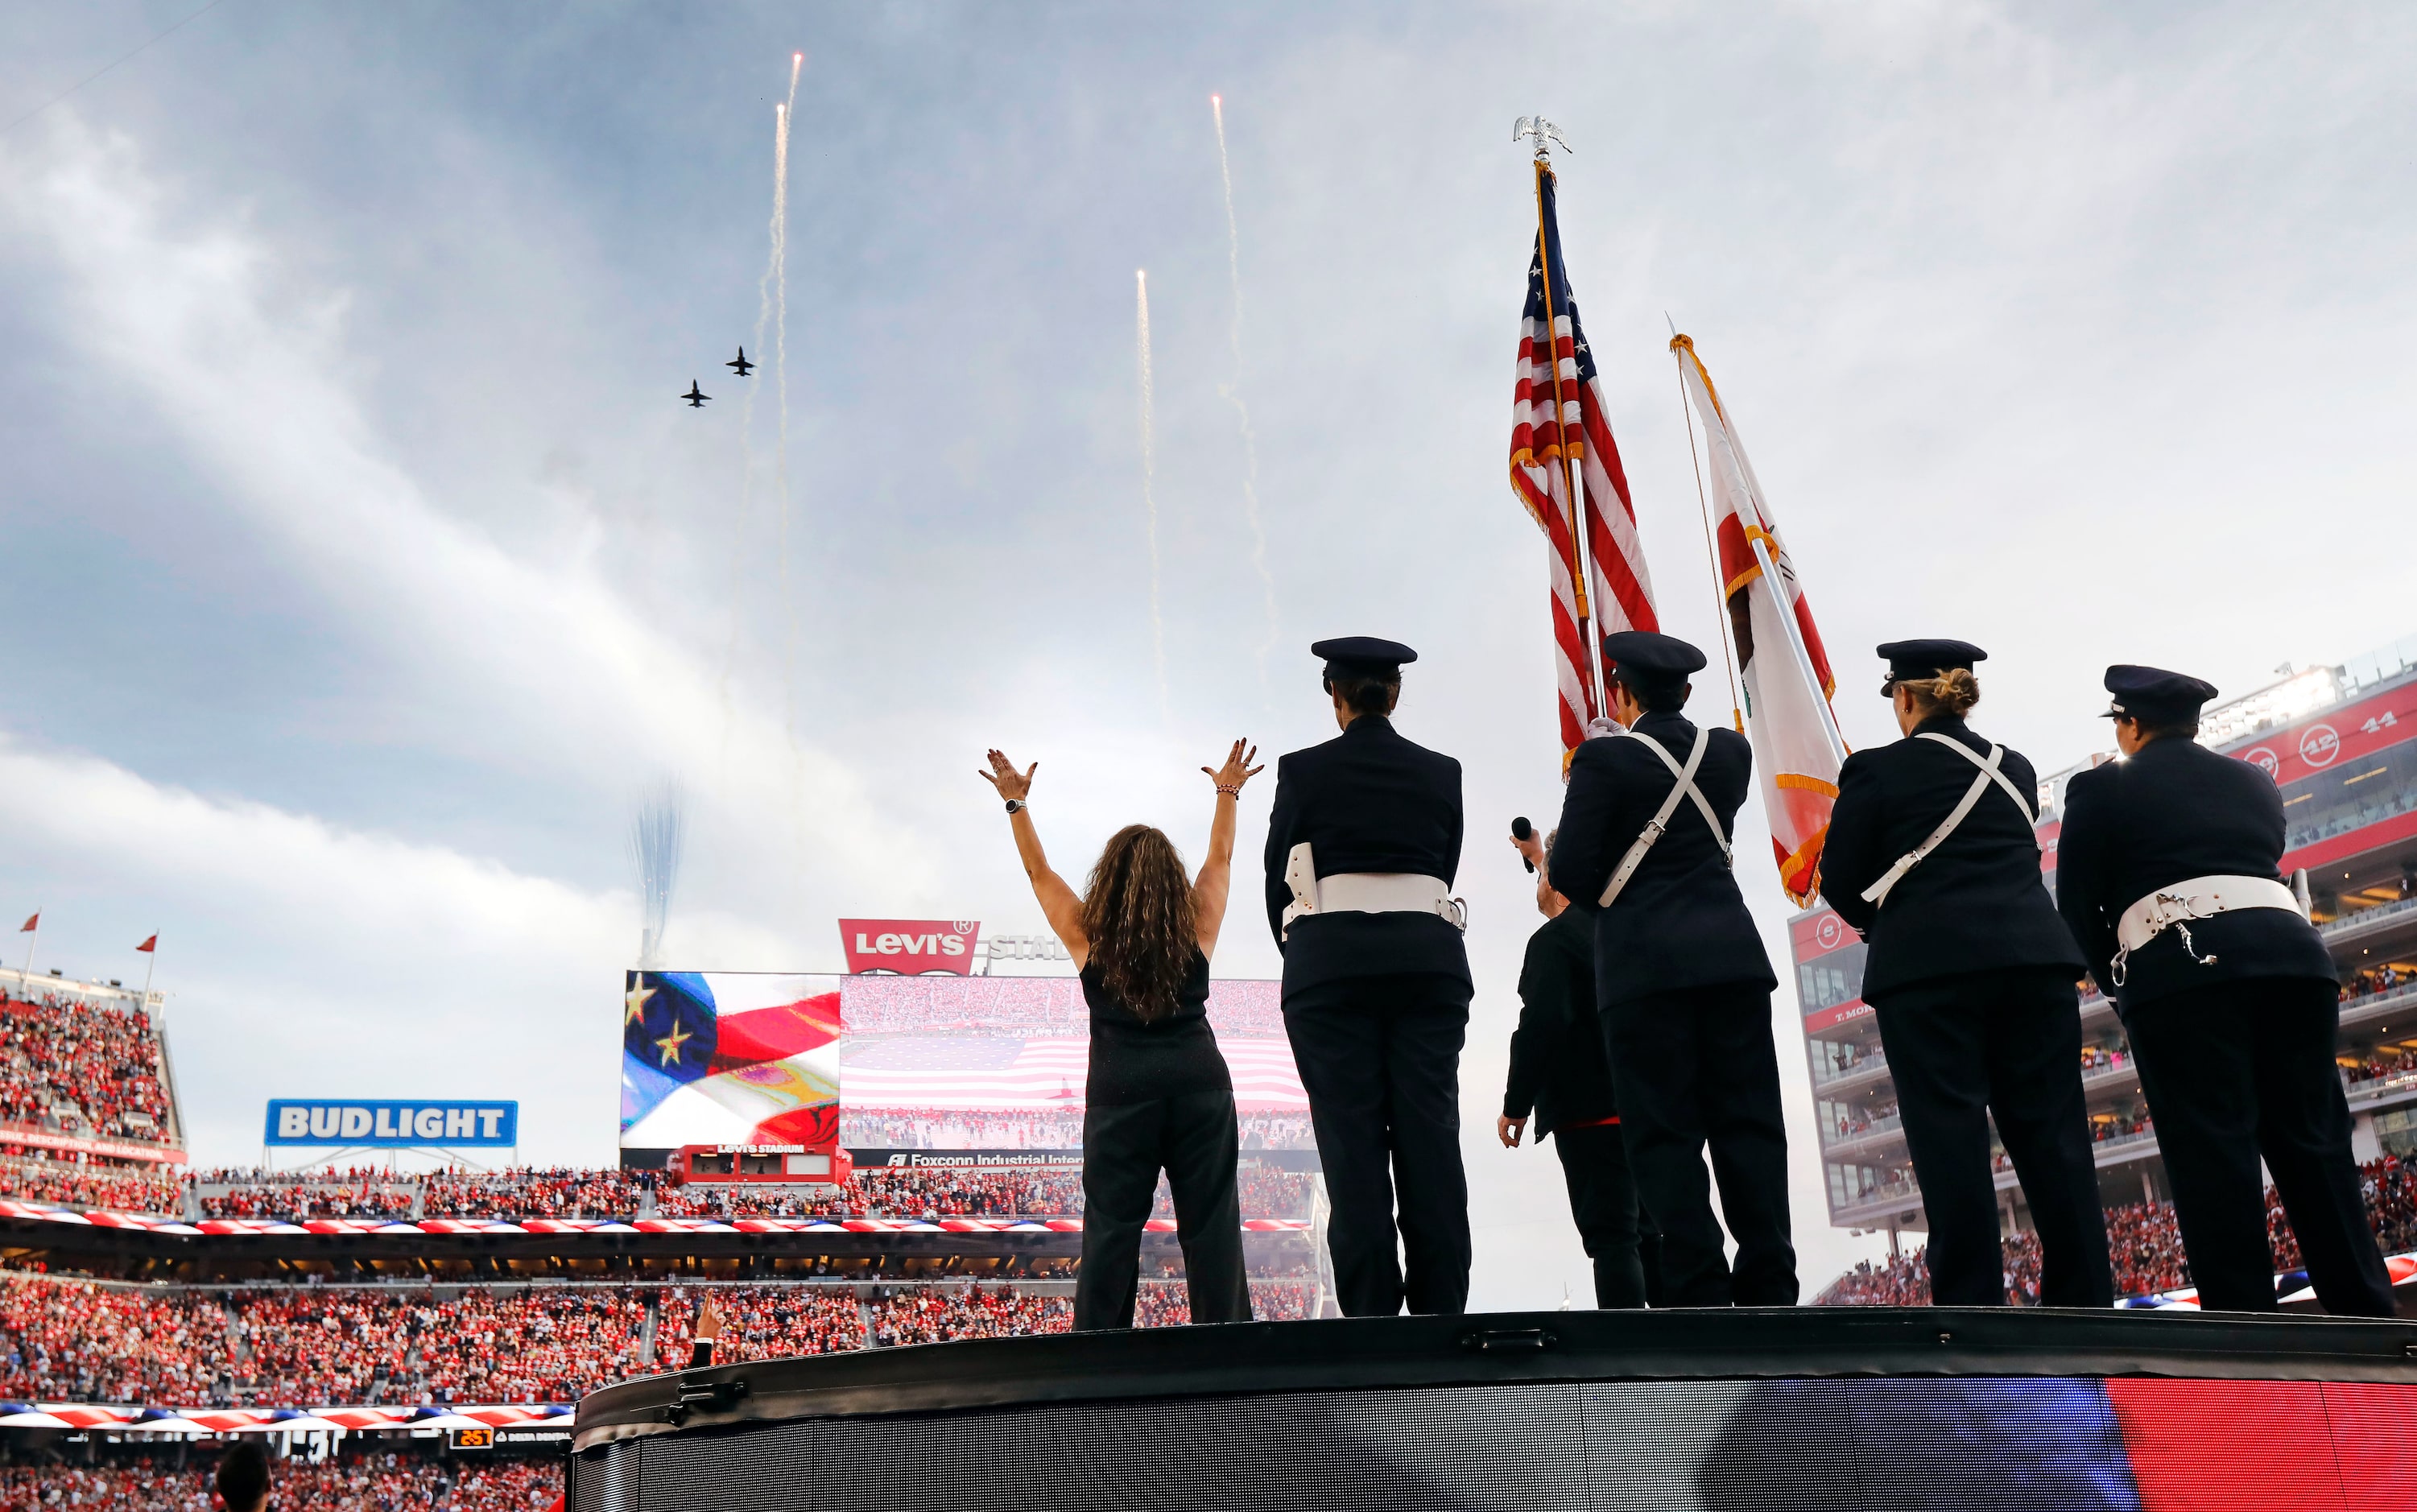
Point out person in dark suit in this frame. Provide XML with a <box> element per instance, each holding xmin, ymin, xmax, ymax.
<box><xmin>1548</xmin><ymin>630</ymin><xmax>1796</xmax><ymax>1308</ymax></box>
<box><xmin>1500</xmin><ymin>824</ymin><xmax>1665</xmax><ymax>1308</ymax></box>
<box><xmin>2056</xmin><ymin>664</ymin><xmax>2393</xmax><ymax>1316</ymax></box>
<box><xmin>1821</xmin><ymin>639</ymin><xmax>2112</xmax><ymax>1308</ymax></box>
<box><xmin>984</xmin><ymin>740</ymin><xmax>1262</xmax><ymax>1331</ymax></box>
<box><xmin>1264</xmin><ymin>636</ymin><xmax>1471</xmax><ymax>1316</ymax></box>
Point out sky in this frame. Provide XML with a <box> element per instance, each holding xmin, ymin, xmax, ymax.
<box><xmin>1</xmin><ymin>1</ymin><xmax>2412</xmax><ymax>1309</ymax></box>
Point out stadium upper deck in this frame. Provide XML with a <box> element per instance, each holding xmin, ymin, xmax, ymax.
<box><xmin>1795</xmin><ymin>633</ymin><xmax>2417</xmax><ymax>1241</ymax></box>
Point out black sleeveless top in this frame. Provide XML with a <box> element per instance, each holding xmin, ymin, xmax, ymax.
<box><xmin>1080</xmin><ymin>950</ymin><xmax>1232</xmax><ymax>1108</ymax></box>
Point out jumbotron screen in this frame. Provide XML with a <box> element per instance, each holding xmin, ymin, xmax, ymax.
<box><xmin>621</xmin><ymin>971</ymin><xmax>1308</xmax><ymax>1155</ymax></box>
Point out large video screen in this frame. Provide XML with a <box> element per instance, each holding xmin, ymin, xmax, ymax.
<box><xmin>621</xmin><ymin>973</ymin><xmax>843</xmax><ymax>1151</ymax></box>
<box><xmin>623</xmin><ymin>973</ymin><xmax>1311</xmax><ymax>1154</ymax></box>
<box><xmin>833</xmin><ymin>975</ymin><xmax>1309</xmax><ymax>1151</ymax></box>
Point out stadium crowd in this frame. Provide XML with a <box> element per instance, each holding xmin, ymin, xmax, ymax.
<box><xmin>2345</xmin><ymin>963</ymin><xmax>2414</xmax><ymax>1002</ymax></box>
<box><xmin>659</xmin><ymin>1286</ymin><xmax>866</xmax><ymax>1361</ymax></box>
<box><xmin>0</xmin><ymin>1456</ymin><xmax>559</xmax><ymax>1512</ymax></box>
<box><xmin>1815</xmin><ymin>1163</ymin><xmax>2417</xmax><ymax>1306</ymax></box>
<box><xmin>419</xmin><ymin>1168</ymin><xmax>648</xmax><ymax>1220</ymax></box>
<box><xmin>199</xmin><ymin>1175</ymin><xmax>416</xmax><ymax>1222</ymax></box>
<box><xmin>0</xmin><ymin>992</ymin><xmax>175</xmax><ymax>1146</ymax></box>
<box><xmin>0</xmin><ymin>1276</ymin><xmax>231</xmax><ymax>1404</ymax></box>
<box><xmin>2344</xmin><ymin>1047</ymin><xmax>2417</xmax><ymax>1089</ymax></box>
<box><xmin>0</xmin><ymin>1152</ymin><xmax>183</xmax><ymax>1215</ymax></box>
<box><xmin>865</xmin><ymin>1283</ymin><xmax>1071</xmax><ymax>1345</ymax></box>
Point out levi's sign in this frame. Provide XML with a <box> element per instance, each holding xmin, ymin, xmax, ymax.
<box><xmin>840</xmin><ymin>919</ymin><xmax>979</xmax><ymax>975</ymax></box>
<box><xmin>265</xmin><ymin>1100</ymin><xmax>518</xmax><ymax>1148</ymax></box>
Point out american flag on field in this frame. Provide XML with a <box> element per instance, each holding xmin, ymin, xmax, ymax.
<box><xmin>1509</xmin><ymin>161</ymin><xmax>1659</xmax><ymax>758</ymax></box>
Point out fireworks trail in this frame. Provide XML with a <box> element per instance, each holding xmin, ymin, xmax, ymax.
<box><xmin>1212</xmin><ymin>93</ymin><xmax>1279</xmax><ymax>694</ymax></box>
<box><xmin>775</xmin><ymin>52</ymin><xmax>804</xmax><ymax>761</ymax></box>
<box><xmin>1137</xmin><ymin>269</ymin><xmax>1170</xmax><ymax>725</ymax></box>
<box><xmin>721</xmin><ymin>56</ymin><xmax>804</xmax><ymax>746</ymax></box>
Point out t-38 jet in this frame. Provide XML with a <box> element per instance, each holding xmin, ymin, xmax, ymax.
<box><xmin>726</xmin><ymin>347</ymin><xmax>755</xmax><ymax>377</ymax></box>
<box><xmin>681</xmin><ymin>381</ymin><xmax>710</xmax><ymax>408</ymax></box>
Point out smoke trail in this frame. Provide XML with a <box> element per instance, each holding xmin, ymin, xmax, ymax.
<box><xmin>775</xmin><ymin>52</ymin><xmax>802</xmax><ymax>761</ymax></box>
<box><xmin>1137</xmin><ymin>269</ymin><xmax>1170</xmax><ymax>725</ymax></box>
<box><xmin>720</xmin><ymin>60</ymin><xmax>802</xmax><ymax>750</ymax></box>
<box><xmin>632</xmin><ymin>779</ymin><xmax>687</xmax><ymax>969</ymax></box>
<box><xmin>1211</xmin><ymin>94</ymin><xmax>1279</xmax><ymax>693</ymax></box>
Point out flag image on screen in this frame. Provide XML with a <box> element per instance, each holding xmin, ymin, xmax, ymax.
<box><xmin>620</xmin><ymin>972</ymin><xmax>841</xmax><ymax>1150</ymax></box>
<box><xmin>833</xmin><ymin>976</ymin><xmax>1304</xmax><ymax>1148</ymax></box>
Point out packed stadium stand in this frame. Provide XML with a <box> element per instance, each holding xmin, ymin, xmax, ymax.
<box><xmin>0</xmin><ymin>1454</ymin><xmax>556</xmax><ymax>1512</ymax></box>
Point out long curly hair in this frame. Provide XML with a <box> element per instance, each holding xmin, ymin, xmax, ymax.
<box><xmin>1080</xmin><ymin>824</ymin><xmax>1197</xmax><ymax>1022</ymax></box>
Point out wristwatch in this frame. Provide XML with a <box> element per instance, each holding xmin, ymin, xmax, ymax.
<box><xmin>1005</xmin><ymin>799</ymin><xmax>1027</xmax><ymax>815</ymax></box>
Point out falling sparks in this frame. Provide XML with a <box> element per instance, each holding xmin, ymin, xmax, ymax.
<box><xmin>1211</xmin><ymin>93</ymin><xmax>1279</xmax><ymax>695</ymax></box>
<box><xmin>1137</xmin><ymin>269</ymin><xmax>1169</xmax><ymax>725</ymax></box>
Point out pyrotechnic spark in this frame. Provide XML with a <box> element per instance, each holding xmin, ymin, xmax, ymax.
<box><xmin>1211</xmin><ymin>94</ymin><xmax>1279</xmax><ymax>694</ymax></box>
<box><xmin>1137</xmin><ymin>269</ymin><xmax>1170</xmax><ymax>725</ymax></box>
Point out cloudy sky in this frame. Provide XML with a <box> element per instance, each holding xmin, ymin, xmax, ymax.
<box><xmin>2</xmin><ymin>2</ymin><xmax>2412</xmax><ymax>1307</ymax></box>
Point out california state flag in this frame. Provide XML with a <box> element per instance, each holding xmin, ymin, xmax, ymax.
<box><xmin>1671</xmin><ymin>334</ymin><xmax>1845</xmax><ymax>906</ymax></box>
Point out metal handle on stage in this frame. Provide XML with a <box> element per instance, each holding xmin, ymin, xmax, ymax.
<box><xmin>1460</xmin><ymin>1327</ymin><xmax>1553</xmax><ymax>1353</ymax></box>
<box><xmin>663</xmin><ymin>1375</ymin><xmax>750</xmax><ymax>1425</ymax></box>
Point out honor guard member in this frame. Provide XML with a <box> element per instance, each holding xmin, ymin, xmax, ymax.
<box><xmin>1500</xmin><ymin>824</ymin><xmax>1664</xmax><ymax>1309</ymax></box>
<box><xmin>1265</xmin><ymin>637</ymin><xmax>1473</xmax><ymax>1316</ymax></box>
<box><xmin>1820</xmin><ymin>640</ymin><xmax>2113</xmax><ymax>1308</ymax></box>
<box><xmin>2057</xmin><ymin>665</ymin><xmax>2394</xmax><ymax>1316</ymax></box>
<box><xmin>1548</xmin><ymin>630</ymin><xmax>1798</xmax><ymax>1308</ymax></box>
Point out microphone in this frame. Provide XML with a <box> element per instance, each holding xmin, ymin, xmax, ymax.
<box><xmin>1510</xmin><ymin>816</ymin><xmax>1535</xmax><ymax>873</ymax></box>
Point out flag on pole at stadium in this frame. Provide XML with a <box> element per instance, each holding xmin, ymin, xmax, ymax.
<box><xmin>135</xmin><ymin>935</ymin><xmax>156</xmax><ymax>952</ymax></box>
<box><xmin>1670</xmin><ymin>333</ymin><xmax>1847</xmax><ymax>906</ymax></box>
<box><xmin>16</xmin><ymin>915</ymin><xmax>34</xmax><ymax>933</ymax></box>
<box><xmin>1509</xmin><ymin>148</ymin><xmax>1657</xmax><ymax>759</ymax></box>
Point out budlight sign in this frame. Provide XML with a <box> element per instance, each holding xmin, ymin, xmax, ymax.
<box><xmin>265</xmin><ymin>1099</ymin><xmax>519</xmax><ymax>1148</ymax></box>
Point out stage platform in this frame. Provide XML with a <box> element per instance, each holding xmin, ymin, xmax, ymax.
<box><xmin>570</xmin><ymin>1307</ymin><xmax>2417</xmax><ymax>1509</ymax></box>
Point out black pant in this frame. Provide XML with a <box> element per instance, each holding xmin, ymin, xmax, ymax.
<box><xmin>1074</xmin><ymin>1090</ymin><xmax>1252</xmax><ymax>1331</ymax></box>
<box><xmin>1601</xmin><ymin>984</ymin><xmax>1797</xmax><ymax>1307</ymax></box>
<box><xmin>1873</xmin><ymin>969</ymin><xmax>2113</xmax><ymax>1308</ymax></box>
<box><xmin>2123</xmin><ymin>977</ymin><xmax>2394</xmax><ymax>1316</ymax></box>
<box><xmin>1551</xmin><ymin>1121</ymin><xmax>1663</xmax><ymax>1308</ymax></box>
<box><xmin>1283</xmin><ymin>973</ymin><xmax>1473</xmax><ymax>1316</ymax></box>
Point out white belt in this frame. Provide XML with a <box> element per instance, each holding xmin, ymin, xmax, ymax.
<box><xmin>2109</xmin><ymin>874</ymin><xmax>2304</xmax><ymax>986</ymax></box>
<box><xmin>1598</xmin><ymin>726</ymin><xmax>1730</xmax><ymax>909</ymax></box>
<box><xmin>1859</xmin><ymin>733</ymin><xmax>2036</xmax><ymax>907</ymax></box>
<box><xmin>1281</xmin><ymin>843</ymin><xmax>1466</xmax><ymax>939</ymax></box>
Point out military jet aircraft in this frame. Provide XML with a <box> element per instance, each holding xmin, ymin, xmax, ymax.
<box><xmin>726</xmin><ymin>347</ymin><xmax>755</xmax><ymax>377</ymax></box>
<box><xmin>682</xmin><ymin>381</ymin><xmax>710</xmax><ymax>408</ymax></box>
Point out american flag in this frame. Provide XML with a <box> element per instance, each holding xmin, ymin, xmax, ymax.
<box><xmin>1509</xmin><ymin>162</ymin><xmax>1659</xmax><ymax>757</ymax></box>
<box><xmin>841</xmin><ymin>1034</ymin><xmax>1308</xmax><ymax>1112</ymax></box>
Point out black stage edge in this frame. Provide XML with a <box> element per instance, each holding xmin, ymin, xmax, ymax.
<box><xmin>570</xmin><ymin>1308</ymin><xmax>2417</xmax><ymax>1510</ymax></box>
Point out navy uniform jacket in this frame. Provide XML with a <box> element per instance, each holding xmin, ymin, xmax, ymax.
<box><xmin>2055</xmin><ymin>735</ymin><xmax>2335</xmax><ymax>1011</ymax></box>
<box><xmin>1503</xmin><ymin>907</ymin><xmax>1620</xmax><ymax>1138</ymax></box>
<box><xmin>1547</xmin><ymin>711</ymin><xmax>1776</xmax><ymax>1007</ymax></box>
<box><xmin>1820</xmin><ymin>713</ymin><xmax>2084</xmax><ymax>1001</ymax></box>
<box><xmin>1262</xmin><ymin>715</ymin><xmax>1470</xmax><ymax>993</ymax></box>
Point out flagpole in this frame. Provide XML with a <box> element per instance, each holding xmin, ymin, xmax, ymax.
<box><xmin>1668</xmin><ymin>332</ymin><xmax>1746</xmax><ymax>733</ymax></box>
<box><xmin>1529</xmin><ymin>154</ymin><xmax>1607</xmax><ymax>719</ymax></box>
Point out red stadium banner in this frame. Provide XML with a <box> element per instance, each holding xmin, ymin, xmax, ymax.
<box><xmin>2233</xmin><ymin>682</ymin><xmax>2415</xmax><ymax>787</ymax></box>
<box><xmin>839</xmin><ymin>919</ymin><xmax>981</xmax><ymax>975</ymax></box>
<box><xmin>0</xmin><ymin>1123</ymin><xmax>186</xmax><ymax>1167</ymax></box>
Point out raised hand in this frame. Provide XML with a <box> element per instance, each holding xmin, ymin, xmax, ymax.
<box><xmin>979</xmin><ymin>748</ymin><xmax>1038</xmax><ymax>802</ymax></box>
<box><xmin>1201</xmin><ymin>739</ymin><xmax>1264</xmax><ymax>795</ymax></box>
